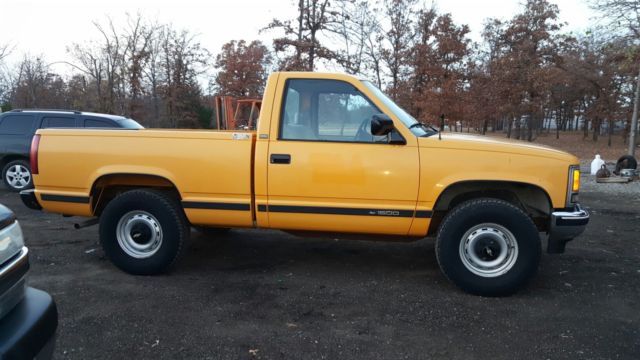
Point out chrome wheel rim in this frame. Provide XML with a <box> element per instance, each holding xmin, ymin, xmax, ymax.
<box><xmin>459</xmin><ymin>223</ymin><xmax>519</xmax><ymax>278</ymax></box>
<box><xmin>116</xmin><ymin>211</ymin><xmax>163</xmax><ymax>259</ymax></box>
<box><xmin>5</xmin><ymin>164</ymin><xmax>31</xmax><ymax>189</ymax></box>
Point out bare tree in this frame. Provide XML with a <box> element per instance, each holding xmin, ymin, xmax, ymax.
<box><xmin>265</xmin><ymin>0</ymin><xmax>340</xmax><ymax>71</ymax></box>
<box><xmin>381</xmin><ymin>0</ymin><xmax>418</xmax><ymax>101</ymax></box>
<box><xmin>10</xmin><ymin>54</ymin><xmax>67</xmax><ymax>108</ymax></box>
<box><xmin>143</xmin><ymin>25</ymin><xmax>165</xmax><ymax>126</ymax></box>
<box><xmin>159</xmin><ymin>28</ymin><xmax>210</xmax><ymax>128</ymax></box>
<box><xmin>590</xmin><ymin>0</ymin><xmax>640</xmax><ymax>155</ymax></box>
<box><xmin>122</xmin><ymin>14</ymin><xmax>155</xmax><ymax>119</ymax></box>
<box><xmin>0</xmin><ymin>43</ymin><xmax>12</xmax><ymax>62</ymax></box>
<box><xmin>0</xmin><ymin>43</ymin><xmax>14</xmax><ymax>106</ymax></box>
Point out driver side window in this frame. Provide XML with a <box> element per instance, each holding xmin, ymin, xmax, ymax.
<box><xmin>280</xmin><ymin>79</ymin><xmax>388</xmax><ymax>143</ymax></box>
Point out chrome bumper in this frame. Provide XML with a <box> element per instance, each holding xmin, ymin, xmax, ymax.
<box><xmin>548</xmin><ymin>204</ymin><xmax>589</xmax><ymax>254</ymax></box>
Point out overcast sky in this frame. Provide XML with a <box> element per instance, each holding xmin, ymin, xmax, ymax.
<box><xmin>1</xmin><ymin>0</ymin><xmax>595</xmax><ymax>75</ymax></box>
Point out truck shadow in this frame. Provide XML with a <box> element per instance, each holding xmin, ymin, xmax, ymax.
<box><xmin>182</xmin><ymin>228</ymin><xmax>439</xmax><ymax>278</ymax></box>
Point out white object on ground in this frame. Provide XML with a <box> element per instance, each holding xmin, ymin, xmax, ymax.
<box><xmin>591</xmin><ymin>154</ymin><xmax>605</xmax><ymax>175</ymax></box>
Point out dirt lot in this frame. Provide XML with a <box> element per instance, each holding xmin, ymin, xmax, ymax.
<box><xmin>2</xmin><ymin>180</ymin><xmax>639</xmax><ymax>360</ymax></box>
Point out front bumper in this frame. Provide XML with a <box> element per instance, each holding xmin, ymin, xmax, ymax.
<box><xmin>0</xmin><ymin>287</ymin><xmax>58</xmax><ymax>359</ymax></box>
<box><xmin>547</xmin><ymin>203</ymin><xmax>589</xmax><ymax>254</ymax></box>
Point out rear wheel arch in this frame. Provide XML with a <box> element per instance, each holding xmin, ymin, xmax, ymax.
<box><xmin>427</xmin><ymin>180</ymin><xmax>553</xmax><ymax>236</ymax></box>
<box><xmin>90</xmin><ymin>173</ymin><xmax>182</xmax><ymax>216</ymax></box>
<box><xmin>0</xmin><ymin>154</ymin><xmax>30</xmax><ymax>169</ymax></box>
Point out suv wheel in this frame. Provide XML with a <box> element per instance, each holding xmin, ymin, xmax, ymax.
<box><xmin>2</xmin><ymin>160</ymin><xmax>33</xmax><ymax>192</ymax></box>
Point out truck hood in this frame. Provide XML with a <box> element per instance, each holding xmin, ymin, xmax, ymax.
<box><xmin>419</xmin><ymin>133</ymin><xmax>578</xmax><ymax>163</ymax></box>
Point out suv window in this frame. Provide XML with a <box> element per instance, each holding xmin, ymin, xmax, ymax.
<box><xmin>280</xmin><ymin>79</ymin><xmax>386</xmax><ymax>143</ymax></box>
<box><xmin>41</xmin><ymin>117</ymin><xmax>76</xmax><ymax>128</ymax></box>
<box><xmin>0</xmin><ymin>115</ymin><xmax>36</xmax><ymax>135</ymax></box>
<box><xmin>85</xmin><ymin>119</ymin><xmax>116</xmax><ymax>128</ymax></box>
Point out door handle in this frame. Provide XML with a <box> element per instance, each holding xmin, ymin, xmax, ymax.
<box><xmin>270</xmin><ymin>154</ymin><xmax>291</xmax><ymax>164</ymax></box>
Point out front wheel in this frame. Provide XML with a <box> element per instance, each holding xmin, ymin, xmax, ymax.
<box><xmin>435</xmin><ymin>198</ymin><xmax>541</xmax><ymax>296</ymax></box>
<box><xmin>2</xmin><ymin>160</ymin><xmax>33</xmax><ymax>192</ymax></box>
<box><xmin>99</xmin><ymin>189</ymin><xmax>189</xmax><ymax>275</ymax></box>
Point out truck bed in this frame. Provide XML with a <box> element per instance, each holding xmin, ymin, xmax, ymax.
<box><xmin>34</xmin><ymin>129</ymin><xmax>256</xmax><ymax>227</ymax></box>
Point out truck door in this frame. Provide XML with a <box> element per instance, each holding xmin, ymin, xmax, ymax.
<box><xmin>265</xmin><ymin>78</ymin><xmax>420</xmax><ymax>235</ymax></box>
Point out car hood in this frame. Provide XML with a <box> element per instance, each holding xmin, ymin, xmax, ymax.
<box><xmin>419</xmin><ymin>133</ymin><xmax>579</xmax><ymax>163</ymax></box>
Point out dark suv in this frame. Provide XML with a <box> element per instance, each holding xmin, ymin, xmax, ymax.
<box><xmin>0</xmin><ymin>109</ymin><xmax>143</xmax><ymax>191</ymax></box>
<box><xmin>0</xmin><ymin>203</ymin><xmax>57</xmax><ymax>358</ymax></box>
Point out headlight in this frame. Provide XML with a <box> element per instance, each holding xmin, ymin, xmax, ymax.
<box><xmin>0</xmin><ymin>220</ymin><xmax>24</xmax><ymax>261</ymax></box>
<box><xmin>0</xmin><ymin>220</ymin><xmax>26</xmax><ymax>320</ymax></box>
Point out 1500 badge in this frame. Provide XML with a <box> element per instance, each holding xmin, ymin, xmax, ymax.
<box><xmin>370</xmin><ymin>210</ymin><xmax>400</xmax><ymax>216</ymax></box>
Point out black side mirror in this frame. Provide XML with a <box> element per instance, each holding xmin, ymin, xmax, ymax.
<box><xmin>371</xmin><ymin>114</ymin><xmax>394</xmax><ymax>136</ymax></box>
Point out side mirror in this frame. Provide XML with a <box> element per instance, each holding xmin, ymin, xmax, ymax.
<box><xmin>371</xmin><ymin>114</ymin><xmax>394</xmax><ymax>136</ymax></box>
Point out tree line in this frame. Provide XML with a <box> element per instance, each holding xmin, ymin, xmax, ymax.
<box><xmin>0</xmin><ymin>0</ymin><xmax>638</xmax><ymax>152</ymax></box>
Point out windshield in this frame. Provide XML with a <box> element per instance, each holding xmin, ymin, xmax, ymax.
<box><xmin>362</xmin><ymin>81</ymin><xmax>434</xmax><ymax>137</ymax></box>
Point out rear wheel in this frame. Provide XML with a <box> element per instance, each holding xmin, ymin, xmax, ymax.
<box><xmin>435</xmin><ymin>198</ymin><xmax>541</xmax><ymax>296</ymax></box>
<box><xmin>99</xmin><ymin>189</ymin><xmax>189</xmax><ymax>275</ymax></box>
<box><xmin>2</xmin><ymin>160</ymin><xmax>33</xmax><ymax>192</ymax></box>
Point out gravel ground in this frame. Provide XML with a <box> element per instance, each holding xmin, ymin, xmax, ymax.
<box><xmin>581</xmin><ymin>175</ymin><xmax>640</xmax><ymax>198</ymax></box>
<box><xmin>579</xmin><ymin>159</ymin><xmax>640</xmax><ymax>198</ymax></box>
<box><xmin>2</xmin><ymin>183</ymin><xmax>639</xmax><ymax>360</ymax></box>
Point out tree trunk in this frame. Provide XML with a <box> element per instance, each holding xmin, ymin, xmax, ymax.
<box><xmin>296</xmin><ymin>0</ymin><xmax>303</xmax><ymax>65</ymax></box>
<box><xmin>629</xmin><ymin>67</ymin><xmax>640</xmax><ymax>156</ymax></box>
<box><xmin>549</xmin><ymin>110</ymin><xmax>560</xmax><ymax>139</ymax></box>
<box><xmin>608</xmin><ymin>118</ymin><xmax>613</xmax><ymax>147</ymax></box>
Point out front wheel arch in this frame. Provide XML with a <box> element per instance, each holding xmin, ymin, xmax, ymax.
<box><xmin>427</xmin><ymin>180</ymin><xmax>553</xmax><ymax>236</ymax></box>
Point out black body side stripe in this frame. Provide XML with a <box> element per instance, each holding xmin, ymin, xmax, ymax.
<box><xmin>182</xmin><ymin>201</ymin><xmax>250</xmax><ymax>211</ymax></box>
<box><xmin>40</xmin><ymin>194</ymin><xmax>90</xmax><ymax>204</ymax></box>
<box><xmin>258</xmin><ymin>204</ymin><xmax>432</xmax><ymax>218</ymax></box>
<box><xmin>415</xmin><ymin>210</ymin><xmax>433</xmax><ymax>218</ymax></box>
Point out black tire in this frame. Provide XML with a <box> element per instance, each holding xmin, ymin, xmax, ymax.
<box><xmin>2</xmin><ymin>159</ymin><xmax>33</xmax><ymax>192</ymax></box>
<box><xmin>195</xmin><ymin>226</ymin><xmax>231</xmax><ymax>236</ymax></box>
<box><xmin>614</xmin><ymin>155</ymin><xmax>637</xmax><ymax>174</ymax></box>
<box><xmin>435</xmin><ymin>198</ymin><xmax>541</xmax><ymax>296</ymax></box>
<box><xmin>99</xmin><ymin>189</ymin><xmax>189</xmax><ymax>275</ymax></box>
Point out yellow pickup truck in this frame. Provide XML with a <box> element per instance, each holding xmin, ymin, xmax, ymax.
<box><xmin>20</xmin><ymin>72</ymin><xmax>588</xmax><ymax>296</ymax></box>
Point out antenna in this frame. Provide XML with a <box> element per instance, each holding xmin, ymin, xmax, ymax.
<box><xmin>439</xmin><ymin>114</ymin><xmax>445</xmax><ymax>141</ymax></box>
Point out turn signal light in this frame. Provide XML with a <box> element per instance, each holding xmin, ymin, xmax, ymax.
<box><xmin>572</xmin><ymin>168</ymin><xmax>580</xmax><ymax>192</ymax></box>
